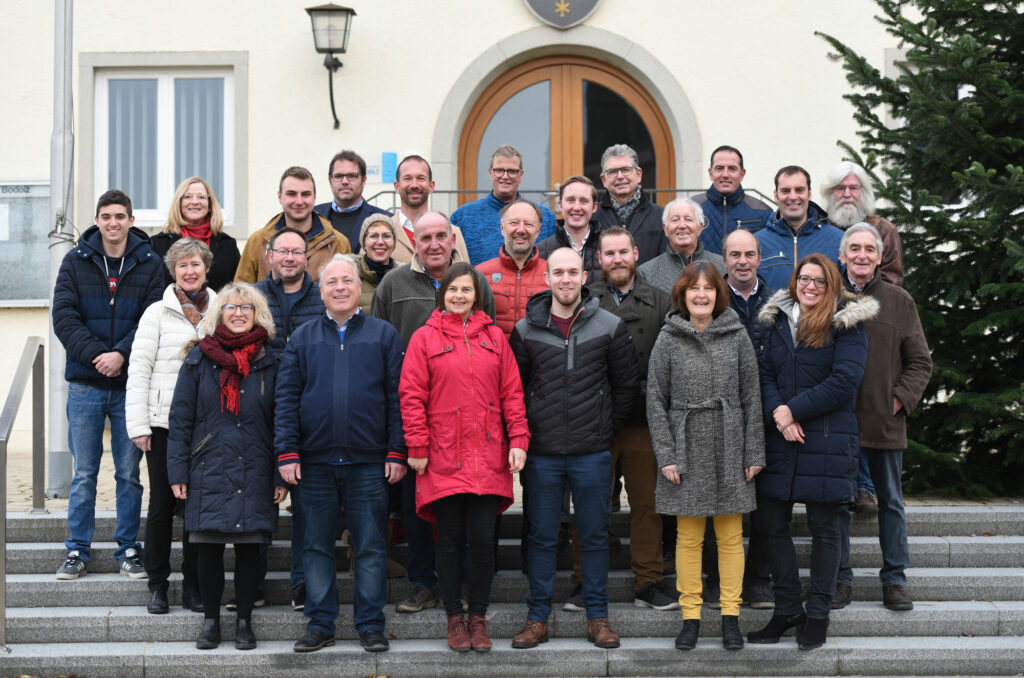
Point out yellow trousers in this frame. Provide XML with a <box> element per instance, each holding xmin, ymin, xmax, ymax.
<box><xmin>675</xmin><ymin>513</ymin><xmax>744</xmax><ymax>619</ymax></box>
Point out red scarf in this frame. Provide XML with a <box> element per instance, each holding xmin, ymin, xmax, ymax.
<box><xmin>199</xmin><ymin>323</ymin><xmax>268</xmax><ymax>414</ymax></box>
<box><xmin>180</xmin><ymin>219</ymin><xmax>213</xmax><ymax>246</ymax></box>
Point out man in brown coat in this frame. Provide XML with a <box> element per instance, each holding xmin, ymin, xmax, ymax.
<box><xmin>833</xmin><ymin>223</ymin><xmax>932</xmax><ymax>612</ymax></box>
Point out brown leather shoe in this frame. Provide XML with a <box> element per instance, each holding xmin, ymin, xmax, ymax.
<box><xmin>446</xmin><ymin>614</ymin><xmax>471</xmax><ymax>652</ymax></box>
<box><xmin>511</xmin><ymin>619</ymin><xmax>548</xmax><ymax>649</ymax></box>
<box><xmin>587</xmin><ymin>617</ymin><xmax>620</xmax><ymax>648</ymax></box>
<box><xmin>467</xmin><ymin>615</ymin><xmax>492</xmax><ymax>652</ymax></box>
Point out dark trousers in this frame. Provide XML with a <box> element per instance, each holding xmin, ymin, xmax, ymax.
<box><xmin>759</xmin><ymin>497</ymin><xmax>842</xmax><ymax>619</ymax></box>
<box><xmin>143</xmin><ymin>427</ymin><xmax>197</xmax><ymax>592</ymax></box>
<box><xmin>702</xmin><ymin>507</ymin><xmax>772</xmax><ymax>588</ymax></box>
<box><xmin>433</xmin><ymin>493</ymin><xmax>502</xmax><ymax>617</ymax></box>
<box><xmin>401</xmin><ymin>470</ymin><xmax>437</xmax><ymax>589</ymax></box>
<box><xmin>197</xmin><ymin>542</ymin><xmax>260</xmax><ymax>620</ymax></box>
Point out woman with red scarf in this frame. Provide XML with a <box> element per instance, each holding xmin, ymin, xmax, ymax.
<box><xmin>167</xmin><ymin>282</ymin><xmax>287</xmax><ymax>651</ymax></box>
<box><xmin>151</xmin><ymin>177</ymin><xmax>240</xmax><ymax>291</ymax></box>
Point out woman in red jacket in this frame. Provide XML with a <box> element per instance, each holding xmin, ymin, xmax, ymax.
<box><xmin>400</xmin><ymin>261</ymin><xmax>530</xmax><ymax>653</ymax></box>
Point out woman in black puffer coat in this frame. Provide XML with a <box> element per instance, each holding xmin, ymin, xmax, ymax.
<box><xmin>748</xmin><ymin>254</ymin><xmax>876</xmax><ymax>651</ymax></box>
<box><xmin>167</xmin><ymin>282</ymin><xmax>287</xmax><ymax>651</ymax></box>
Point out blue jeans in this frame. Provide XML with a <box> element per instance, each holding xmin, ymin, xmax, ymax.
<box><xmin>290</xmin><ymin>487</ymin><xmax>305</xmax><ymax>588</ymax></box>
<box><xmin>857</xmin><ymin>448</ymin><xmax>876</xmax><ymax>494</ymax></box>
<box><xmin>401</xmin><ymin>470</ymin><xmax>437</xmax><ymax>589</ymax></box>
<box><xmin>297</xmin><ymin>462</ymin><xmax>387</xmax><ymax>636</ymax></box>
<box><xmin>838</xmin><ymin>448</ymin><xmax>910</xmax><ymax>587</ymax></box>
<box><xmin>524</xmin><ymin>450</ymin><xmax>611</xmax><ymax>621</ymax></box>
<box><xmin>65</xmin><ymin>383</ymin><xmax>142</xmax><ymax>563</ymax></box>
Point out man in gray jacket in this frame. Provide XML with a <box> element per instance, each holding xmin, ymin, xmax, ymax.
<box><xmin>832</xmin><ymin>223</ymin><xmax>932</xmax><ymax>612</ymax></box>
<box><xmin>638</xmin><ymin>198</ymin><xmax>725</xmax><ymax>294</ymax></box>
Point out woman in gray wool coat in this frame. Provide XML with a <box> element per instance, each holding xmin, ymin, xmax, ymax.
<box><xmin>647</xmin><ymin>261</ymin><xmax>765</xmax><ymax>652</ymax></box>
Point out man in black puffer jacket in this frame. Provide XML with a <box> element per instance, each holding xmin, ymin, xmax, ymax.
<box><xmin>509</xmin><ymin>248</ymin><xmax>639</xmax><ymax>651</ymax></box>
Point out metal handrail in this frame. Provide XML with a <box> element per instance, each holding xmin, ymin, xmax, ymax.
<box><xmin>365</xmin><ymin>187</ymin><xmax>778</xmax><ymax>211</ymax></box>
<box><xmin>0</xmin><ymin>336</ymin><xmax>47</xmax><ymax>652</ymax></box>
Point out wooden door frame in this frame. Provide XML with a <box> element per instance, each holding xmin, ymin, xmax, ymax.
<box><xmin>458</xmin><ymin>55</ymin><xmax>676</xmax><ymax>206</ymax></box>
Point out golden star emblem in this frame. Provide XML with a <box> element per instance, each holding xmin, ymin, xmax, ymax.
<box><xmin>555</xmin><ymin>0</ymin><xmax>571</xmax><ymax>18</ymax></box>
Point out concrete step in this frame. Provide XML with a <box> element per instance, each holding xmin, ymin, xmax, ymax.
<box><xmin>7</xmin><ymin>504</ymin><xmax>1024</xmax><ymax>543</ymax></box>
<box><xmin>1</xmin><ymin>636</ymin><xmax>1023</xmax><ymax>677</ymax></box>
<box><xmin>10</xmin><ymin>534</ymin><xmax>1024</xmax><ymax>575</ymax></box>
<box><xmin>5</xmin><ymin>601</ymin><xmax>1023</xmax><ymax>644</ymax></box>
<box><xmin>7</xmin><ymin>567</ymin><xmax>1024</xmax><ymax>608</ymax></box>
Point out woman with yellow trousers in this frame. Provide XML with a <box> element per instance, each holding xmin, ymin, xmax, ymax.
<box><xmin>647</xmin><ymin>262</ymin><xmax>765</xmax><ymax>651</ymax></box>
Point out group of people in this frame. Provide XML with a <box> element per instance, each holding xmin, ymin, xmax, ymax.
<box><xmin>51</xmin><ymin>142</ymin><xmax>932</xmax><ymax>656</ymax></box>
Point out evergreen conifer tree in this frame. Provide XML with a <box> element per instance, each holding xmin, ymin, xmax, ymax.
<box><xmin>817</xmin><ymin>0</ymin><xmax>1024</xmax><ymax>495</ymax></box>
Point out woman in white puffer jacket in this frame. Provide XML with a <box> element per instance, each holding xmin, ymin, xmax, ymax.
<box><xmin>127</xmin><ymin>238</ymin><xmax>216</xmax><ymax>615</ymax></box>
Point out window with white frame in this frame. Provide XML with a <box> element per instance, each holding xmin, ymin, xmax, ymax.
<box><xmin>93</xmin><ymin>69</ymin><xmax>235</xmax><ymax>228</ymax></box>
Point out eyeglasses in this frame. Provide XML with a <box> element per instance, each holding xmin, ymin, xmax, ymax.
<box><xmin>222</xmin><ymin>303</ymin><xmax>255</xmax><ymax>314</ymax></box>
<box><xmin>331</xmin><ymin>172</ymin><xmax>362</xmax><ymax>182</ymax></box>
<box><xmin>182</xmin><ymin>193</ymin><xmax>209</xmax><ymax>201</ymax></box>
<box><xmin>269</xmin><ymin>248</ymin><xmax>306</xmax><ymax>257</ymax></box>
<box><xmin>796</xmin><ymin>275</ymin><xmax>828</xmax><ymax>289</ymax></box>
<box><xmin>490</xmin><ymin>168</ymin><xmax>522</xmax><ymax>178</ymax></box>
<box><xmin>603</xmin><ymin>166</ymin><xmax>637</xmax><ymax>179</ymax></box>
<box><xmin>364</xmin><ymin>232</ymin><xmax>394</xmax><ymax>242</ymax></box>
<box><xmin>834</xmin><ymin>183</ymin><xmax>861</xmax><ymax>195</ymax></box>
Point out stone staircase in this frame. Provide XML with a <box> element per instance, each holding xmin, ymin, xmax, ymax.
<box><xmin>2</xmin><ymin>503</ymin><xmax>1023</xmax><ymax>677</ymax></box>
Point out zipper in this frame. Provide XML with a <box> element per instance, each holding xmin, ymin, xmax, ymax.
<box><xmin>721</xmin><ymin>200</ymin><xmax>729</xmax><ymax>253</ymax></box>
<box><xmin>190</xmin><ymin>433</ymin><xmax>213</xmax><ymax>459</ymax></box>
<box><xmin>792</xmin><ymin>235</ymin><xmax>799</xmax><ymax>271</ymax></box>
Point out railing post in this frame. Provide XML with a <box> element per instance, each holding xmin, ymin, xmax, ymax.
<box><xmin>30</xmin><ymin>342</ymin><xmax>48</xmax><ymax>514</ymax></box>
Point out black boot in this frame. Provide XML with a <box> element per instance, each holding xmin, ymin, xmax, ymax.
<box><xmin>797</xmin><ymin>616</ymin><xmax>829</xmax><ymax>650</ymax></box>
<box><xmin>147</xmin><ymin>587</ymin><xmax>169</xmax><ymax>615</ymax></box>
<box><xmin>235</xmin><ymin>617</ymin><xmax>257</xmax><ymax>650</ymax></box>
<box><xmin>196</xmin><ymin>618</ymin><xmax>221</xmax><ymax>649</ymax></box>
<box><xmin>721</xmin><ymin>615</ymin><xmax>743</xmax><ymax>650</ymax></box>
<box><xmin>674</xmin><ymin>619</ymin><xmax>700</xmax><ymax>651</ymax></box>
<box><xmin>182</xmin><ymin>583</ymin><xmax>203</xmax><ymax>613</ymax></box>
<box><xmin>747</xmin><ymin>611</ymin><xmax>806</xmax><ymax>644</ymax></box>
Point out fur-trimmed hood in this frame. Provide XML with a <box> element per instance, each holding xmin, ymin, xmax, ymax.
<box><xmin>757</xmin><ymin>289</ymin><xmax>879</xmax><ymax>329</ymax></box>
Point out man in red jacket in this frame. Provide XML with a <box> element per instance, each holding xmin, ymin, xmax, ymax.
<box><xmin>476</xmin><ymin>200</ymin><xmax>548</xmax><ymax>337</ymax></box>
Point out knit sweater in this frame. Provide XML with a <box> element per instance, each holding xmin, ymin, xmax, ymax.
<box><xmin>451</xmin><ymin>192</ymin><xmax>556</xmax><ymax>265</ymax></box>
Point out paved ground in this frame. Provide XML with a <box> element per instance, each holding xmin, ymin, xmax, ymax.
<box><xmin>5</xmin><ymin>428</ymin><xmax>1022</xmax><ymax>513</ymax></box>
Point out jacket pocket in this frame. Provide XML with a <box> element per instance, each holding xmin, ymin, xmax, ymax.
<box><xmin>189</xmin><ymin>433</ymin><xmax>214</xmax><ymax>465</ymax></box>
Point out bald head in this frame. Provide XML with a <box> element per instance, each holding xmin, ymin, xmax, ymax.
<box><xmin>413</xmin><ymin>211</ymin><xmax>455</xmax><ymax>277</ymax></box>
<box><xmin>723</xmin><ymin>229</ymin><xmax>760</xmax><ymax>293</ymax></box>
<box><xmin>545</xmin><ymin>247</ymin><xmax>586</xmax><ymax>314</ymax></box>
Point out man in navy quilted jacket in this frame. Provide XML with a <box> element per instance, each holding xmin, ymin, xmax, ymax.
<box><xmin>52</xmin><ymin>189</ymin><xmax>163</xmax><ymax>581</ymax></box>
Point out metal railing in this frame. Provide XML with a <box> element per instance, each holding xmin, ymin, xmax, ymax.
<box><xmin>365</xmin><ymin>187</ymin><xmax>777</xmax><ymax>212</ymax></box>
<box><xmin>0</xmin><ymin>336</ymin><xmax>46</xmax><ymax>652</ymax></box>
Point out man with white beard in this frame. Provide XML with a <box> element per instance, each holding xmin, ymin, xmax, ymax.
<box><xmin>822</xmin><ymin>162</ymin><xmax>905</xmax><ymax>286</ymax></box>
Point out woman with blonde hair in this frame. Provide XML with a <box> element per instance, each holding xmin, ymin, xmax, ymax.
<box><xmin>167</xmin><ymin>282</ymin><xmax>287</xmax><ymax>650</ymax></box>
<box><xmin>127</xmin><ymin>238</ymin><xmax>216</xmax><ymax>615</ymax></box>
<box><xmin>749</xmin><ymin>253</ymin><xmax>877</xmax><ymax>650</ymax></box>
<box><xmin>151</xmin><ymin>177</ymin><xmax>240</xmax><ymax>291</ymax></box>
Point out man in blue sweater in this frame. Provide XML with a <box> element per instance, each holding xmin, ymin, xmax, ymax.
<box><xmin>52</xmin><ymin>189</ymin><xmax>163</xmax><ymax>581</ymax></box>
<box><xmin>451</xmin><ymin>144</ymin><xmax>555</xmax><ymax>265</ymax></box>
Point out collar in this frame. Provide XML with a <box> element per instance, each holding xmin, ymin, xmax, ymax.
<box><xmin>728</xmin><ymin>277</ymin><xmax>759</xmax><ymax>299</ymax></box>
<box><xmin>332</xmin><ymin>198</ymin><xmax>365</xmax><ymax>214</ymax></box>
<box><xmin>398</xmin><ymin>210</ymin><xmax>414</xmax><ymax>229</ymax></box>
<box><xmin>606</xmin><ymin>277</ymin><xmax>636</xmax><ymax>305</ymax></box>
<box><xmin>844</xmin><ymin>269</ymin><xmax>877</xmax><ymax>294</ymax></box>
<box><xmin>326</xmin><ymin>307</ymin><xmax>361</xmax><ymax>330</ymax></box>
<box><xmin>706</xmin><ymin>184</ymin><xmax>746</xmax><ymax>207</ymax></box>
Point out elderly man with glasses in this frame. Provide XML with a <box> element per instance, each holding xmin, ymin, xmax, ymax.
<box><xmin>593</xmin><ymin>143</ymin><xmax>667</xmax><ymax>264</ymax></box>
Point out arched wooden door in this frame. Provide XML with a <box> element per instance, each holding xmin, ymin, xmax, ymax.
<box><xmin>458</xmin><ymin>56</ymin><xmax>675</xmax><ymax>209</ymax></box>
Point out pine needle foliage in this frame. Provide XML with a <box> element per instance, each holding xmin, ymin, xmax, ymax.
<box><xmin>817</xmin><ymin>1</ymin><xmax>1024</xmax><ymax>495</ymax></box>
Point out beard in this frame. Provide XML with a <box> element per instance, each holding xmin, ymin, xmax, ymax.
<box><xmin>829</xmin><ymin>200</ymin><xmax>868</xmax><ymax>228</ymax></box>
<box><xmin>603</xmin><ymin>261</ymin><xmax>636</xmax><ymax>288</ymax></box>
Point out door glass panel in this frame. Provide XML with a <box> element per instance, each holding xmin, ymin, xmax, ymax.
<box><xmin>582</xmin><ymin>80</ymin><xmax>656</xmax><ymax>197</ymax></box>
<box><xmin>476</xmin><ymin>81</ymin><xmax>550</xmax><ymax>204</ymax></box>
